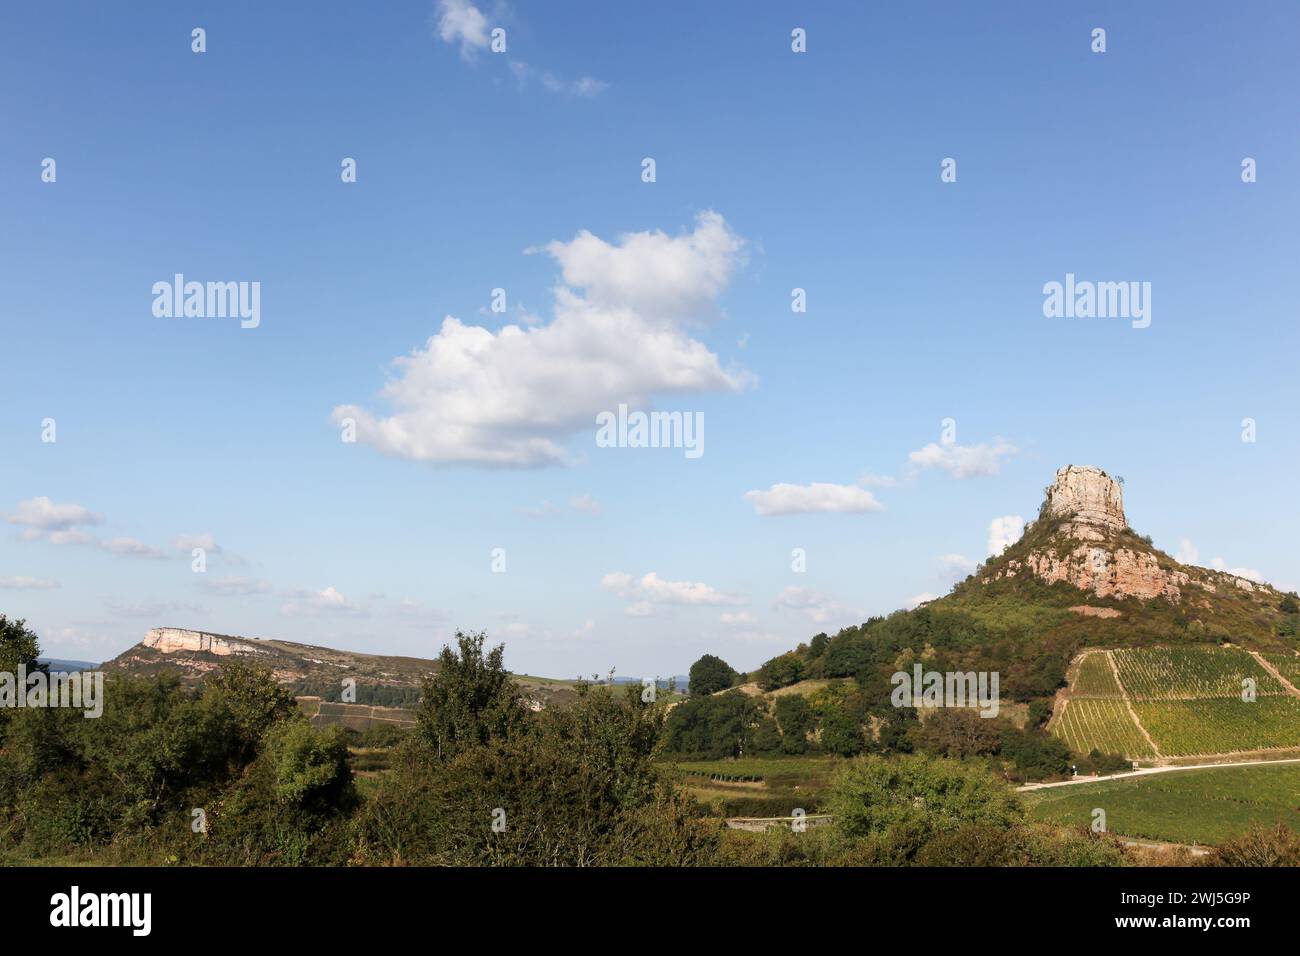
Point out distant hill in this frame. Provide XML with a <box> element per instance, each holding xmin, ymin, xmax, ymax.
<box><xmin>100</xmin><ymin>626</ymin><xmax>679</xmax><ymax>712</ymax></box>
<box><xmin>36</xmin><ymin>657</ymin><xmax>100</xmax><ymax>673</ymax></box>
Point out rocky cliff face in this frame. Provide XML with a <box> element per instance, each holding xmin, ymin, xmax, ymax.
<box><xmin>986</xmin><ymin>465</ymin><xmax>1269</xmax><ymax>603</ymax></box>
<box><xmin>143</xmin><ymin>627</ymin><xmax>268</xmax><ymax>657</ymax></box>
<box><xmin>1042</xmin><ymin>464</ymin><xmax>1126</xmax><ymax>539</ymax></box>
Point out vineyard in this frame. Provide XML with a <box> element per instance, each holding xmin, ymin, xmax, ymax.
<box><xmin>1111</xmin><ymin>645</ymin><xmax>1284</xmax><ymax>700</ymax></box>
<box><xmin>1133</xmin><ymin>697</ymin><xmax>1300</xmax><ymax>756</ymax></box>
<box><xmin>1071</xmin><ymin>651</ymin><xmax>1123</xmax><ymax>697</ymax></box>
<box><xmin>1052</xmin><ymin>645</ymin><xmax>1300</xmax><ymax>760</ymax></box>
<box><xmin>1053</xmin><ymin>698</ymin><xmax>1153</xmax><ymax>758</ymax></box>
<box><xmin>1263</xmin><ymin>652</ymin><xmax>1300</xmax><ymax>690</ymax></box>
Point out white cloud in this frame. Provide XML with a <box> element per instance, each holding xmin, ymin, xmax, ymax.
<box><xmin>6</xmin><ymin>497</ymin><xmax>102</xmax><ymax>532</ymax></box>
<box><xmin>602</xmin><ymin>571</ymin><xmax>745</xmax><ymax>608</ymax></box>
<box><xmin>512</xmin><ymin>61</ymin><xmax>609</xmax><ymax>97</ymax></box>
<box><xmin>987</xmin><ymin>515</ymin><xmax>1025</xmax><ymax>556</ymax></box>
<box><xmin>8</xmin><ymin>498</ymin><xmax>173</xmax><ymax>560</ymax></box>
<box><xmin>909</xmin><ymin>439</ymin><xmax>1017</xmax><ymax>479</ymax></box>
<box><xmin>937</xmin><ymin>553</ymin><xmax>977</xmax><ymax>582</ymax></box>
<box><xmin>1175</xmin><ymin>538</ymin><xmax>1199</xmax><ymax>564</ymax></box>
<box><xmin>569</xmin><ymin>494</ymin><xmax>601</xmax><ymax>516</ymax></box>
<box><xmin>743</xmin><ymin>482</ymin><xmax>883</xmax><ymax>517</ymax></box>
<box><xmin>435</xmin><ymin>0</ymin><xmax>490</xmax><ymax>58</ymax></box>
<box><xmin>1210</xmin><ymin>557</ymin><xmax>1265</xmax><ymax>583</ymax></box>
<box><xmin>858</xmin><ymin>471</ymin><xmax>901</xmax><ymax>488</ymax></box>
<box><xmin>99</xmin><ymin>537</ymin><xmax>168</xmax><ymax>560</ymax></box>
<box><xmin>200</xmin><ymin>576</ymin><xmax>272</xmax><ymax>596</ymax></box>
<box><xmin>0</xmin><ymin>576</ymin><xmax>60</xmax><ymax>590</ymax></box>
<box><xmin>333</xmin><ymin>211</ymin><xmax>749</xmax><ymax>467</ymax></box>
<box><xmin>772</xmin><ymin>586</ymin><xmax>860</xmax><ymax>626</ymax></box>
<box><xmin>720</xmin><ymin>611</ymin><xmax>758</xmax><ymax>627</ymax></box>
<box><xmin>906</xmin><ymin>592</ymin><xmax>939</xmax><ymax>610</ymax></box>
<box><xmin>624</xmin><ymin>601</ymin><xmax>654</xmax><ymax>618</ymax></box>
<box><xmin>280</xmin><ymin>586</ymin><xmax>368</xmax><ymax>617</ymax></box>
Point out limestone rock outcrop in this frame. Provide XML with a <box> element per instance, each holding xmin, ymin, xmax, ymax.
<box><xmin>984</xmin><ymin>465</ymin><xmax>1235</xmax><ymax>602</ymax></box>
<box><xmin>1000</xmin><ymin>546</ymin><xmax>1190</xmax><ymax>601</ymax></box>
<box><xmin>1042</xmin><ymin>465</ymin><xmax>1126</xmax><ymax>540</ymax></box>
<box><xmin>143</xmin><ymin>627</ymin><xmax>267</xmax><ymax>657</ymax></box>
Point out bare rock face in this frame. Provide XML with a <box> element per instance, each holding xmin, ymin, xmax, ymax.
<box><xmin>985</xmin><ymin>465</ymin><xmax>1200</xmax><ymax>601</ymax></box>
<box><xmin>1001</xmin><ymin>547</ymin><xmax>1190</xmax><ymax>601</ymax></box>
<box><xmin>1043</xmin><ymin>465</ymin><xmax>1126</xmax><ymax>538</ymax></box>
<box><xmin>143</xmin><ymin>627</ymin><xmax>267</xmax><ymax>657</ymax></box>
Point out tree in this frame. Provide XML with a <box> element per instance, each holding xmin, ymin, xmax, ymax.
<box><xmin>821</xmin><ymin>705</ymin><xmax>865</xmax><ymax>756</ymax></box>
<box><xmin>0</xmin><ymin>614</ymin><xmax>41</xmax><ymax>673</ymax></box>
<box><xmin>756</xmin><ymin>652</ymin><xmax>804</xmax><ymax>691</ymax></box>
<box><xmin>908</xmin><ymin>709</ymin><xmax>1003</xmax><ymax>759</ymax></box>
<box><xmin>773</xmin><ymin>694</ymin><xmax>813</xmax><ymax>753</ymax></box>
<box><xmin>687</xmin><ymin>654</ymin><xmax>738</xmax><ymax>696</ymax></box>
<box><xmin>828</xmin><ymin>754</ymin><xmax>1024</xmax><ymax>854</ymax></box>
<box><xmin>202</xmin><ymin>660</ymin><xmax>298</xmax><ymax>762</ymax></box>
<box><xmin>1205</xmin><ymin>823</ymin><xmax>1300</xmax><ymax>867</ymax></box>
<box><xmin>661</xmin><ymin>690</ymin><xmax>767</xmax><ymax>758</ymax></box>
<box><xmin>358</xmin><ymin>685</ymin><xmax>720</xmax><ymax>866</ymax></box>
<box><xmin>414</xmin><ymin>630</ymin><xmax>526</xmax><ymax>761</ymax></box>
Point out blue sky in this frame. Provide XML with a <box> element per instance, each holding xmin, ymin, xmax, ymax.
<box><xmin>2</xmin><ymin>1</ymin><xmax>1298</xmax><ymax>678</ymax></box>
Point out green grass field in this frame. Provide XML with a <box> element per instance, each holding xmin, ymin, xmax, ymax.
<box><xmin>1025</xmin><ymin>762</ymin><xmax>1300</xmax><ymax>845</ymax></box>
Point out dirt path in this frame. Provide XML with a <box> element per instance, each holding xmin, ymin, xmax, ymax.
<box><xmin>1016</xmin><ymin>755</ymin><xmax>1300</xmax><ymax>791</ymax></box>
<box><xmin>1248</xmin><ymin>650</ymin><xmax>1300</xmax><ymax>697</ymax></box>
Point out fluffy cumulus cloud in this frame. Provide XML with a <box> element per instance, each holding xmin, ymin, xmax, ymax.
<box><xmin>743</xmin><ymin>482</ymin><xmax>883</xmax><ymax>517</ymax></box>
<box><xmin>6</xmin><ymin>498</ymin><xmax>169</xmax><ymax>559</ymax></box>
<box><xmin>772</xmin><ymin>586</ymin><xmax>860</xmax><ymax>627</ymax></box>
<box><xmin>6</xmin><ymin>497</ymin><xmax>102</xmax><ymax>534</ymax></box>
<box><xmin>602</xmin><ymin>571</ymin><xmax>745</xmax><ymax>609</ymax></box>
<box><xmin>987</xmin><ymin>515</ymin><xmax>1025</xmax><ymax>556</ymax></box>
<box><xmin>436</xmin><ymin>0</ymin><xmax>490</xmax><ymax>58</ymax></box>
<box><xmin>333</xmin><ymin>212</ymin><xmax>750</xmax><ymax>467</ymax></box>
<box><xmin>909</xmin><ymin>439</ymin><xmax>1018</xmax><ymax>479</ymax></box>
